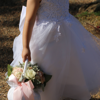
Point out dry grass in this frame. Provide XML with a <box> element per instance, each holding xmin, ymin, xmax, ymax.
<box><xmin>69</xmin><ymin>0</ymin><xmax>97</xmax><ymax>4</ymax></box>
<box><xmin>75</xmin><ymin>12</ymin><xmax>100</xmax><ymax>38</ymax></box>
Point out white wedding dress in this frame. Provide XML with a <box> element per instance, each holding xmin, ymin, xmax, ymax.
<box><xmin>8</xmin><ymin>0</ymin><xmax>100</xmax><ymax>100</ymax></box>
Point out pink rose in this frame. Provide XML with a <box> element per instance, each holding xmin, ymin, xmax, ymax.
<box><xmin>12</xmin><ymin>67</ymin><xmax>23</xmax><ymax>80</ymax></box>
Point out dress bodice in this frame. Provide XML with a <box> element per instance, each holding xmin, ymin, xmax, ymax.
<box><xmin>37</xmin><ymin>0</ymin><xmax>69</xmax><ymax>22</ymax></box>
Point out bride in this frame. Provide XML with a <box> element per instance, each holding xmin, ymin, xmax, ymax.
<box><xmin>8</xmin><ymin>0</ymin><xmax>100</xmax><ymax>100</ymax></box>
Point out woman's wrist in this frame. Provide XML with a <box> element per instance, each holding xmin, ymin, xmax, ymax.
<box><xmin>23</xmin><ymin>46</ymin><xmax>30</xmax><ymax>50</ymax></box>
<box><xmin>22</xmin><ymin>39</ymin><xmax>30</xmax><ymax>49</ymax></box>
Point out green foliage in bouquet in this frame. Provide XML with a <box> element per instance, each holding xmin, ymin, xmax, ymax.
<box><xmin>7</xmin><ymin>64</ymin><xmax>13</xmax><ymax>76</ymax></box>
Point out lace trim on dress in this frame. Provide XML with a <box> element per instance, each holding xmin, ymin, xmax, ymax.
<box><xmin>37</xmin><ymin>0</ymin><xmax>71</xmax><ymax>42</ymax></box>
<box><xmin>54</xmin><ymin>25</ymin><xmax>62</xmax><ymax>42</ymax></box>
<box><xmin>53</xmin><ymin>15</ymin><xmax>72</xmax><ymax>42</ymax></box>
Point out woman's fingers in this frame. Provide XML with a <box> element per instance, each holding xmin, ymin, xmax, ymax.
<box><xmin>22</xmin><ymin>54</ymin><xmax>31</xmax><ymax>62</ymax></box>
<box><xmin>28</xmin><ymin>54</ymin><xmax>31</xmax><ymax>61</ymax></box>
<box><xmin>22</xmin><ymin>54</ymin><xmax>27</xmax><ymax>62</ymax></box>
<box><xmin>23</xmin><ymin>57</ymin><xmax>25</xmax><ymax>62</ymax></box>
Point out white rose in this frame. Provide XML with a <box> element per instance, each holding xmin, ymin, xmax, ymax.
<box><xmin>25</xmin><ymin>69</ymin><xmax>36</xmax><ymax>79</ymax></box>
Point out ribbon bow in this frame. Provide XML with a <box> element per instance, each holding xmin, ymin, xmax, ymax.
<box><xmin>8</xmin><ymin>74</ymin><xmax>34</xmax><ymax>100</ymax></box>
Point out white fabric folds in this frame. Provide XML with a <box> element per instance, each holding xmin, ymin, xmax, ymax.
<box><xmin>9</xmin><ymin>6</ymin><xmax>100</xmax><ymax>100</ymax></box>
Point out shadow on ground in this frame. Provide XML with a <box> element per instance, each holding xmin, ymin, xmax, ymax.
<box><xmin>0</xmin><ymin>31</ymin><xmax>14</xmax><ymax>72</ymax></box>
<box><xmin>0</xmin><ymin>0</ymin><xmax>26</xmax><ymax>7</ymax></box>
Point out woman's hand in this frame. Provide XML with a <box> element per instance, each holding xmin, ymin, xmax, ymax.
<box><xmin>22</xmin><ymin>47</ymin><xmax>31</xmax><ymax>62</ymax></box>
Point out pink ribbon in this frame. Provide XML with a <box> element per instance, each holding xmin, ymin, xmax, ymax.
<box><xmin>8</xmin><ymin>74</ymin><xmax>34</xmax><ymax>100</ymax></box>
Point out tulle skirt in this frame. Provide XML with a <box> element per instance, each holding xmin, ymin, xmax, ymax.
<box><xmin>8</xmin><ymin>6</ymin><xmax>100</xmax><ymax>100</ymax></box>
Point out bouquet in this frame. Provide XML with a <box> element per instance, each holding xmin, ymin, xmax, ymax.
<box><xmin>6</xmin><ymin>59</ymin><xmax>52</xmax><ymax>100</ymax></box>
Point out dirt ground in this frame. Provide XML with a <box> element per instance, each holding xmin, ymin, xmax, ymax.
<box><xmin>0</xmin><ymin>0</ymin><xmax>100</xmax><ymax>100</ymax></box>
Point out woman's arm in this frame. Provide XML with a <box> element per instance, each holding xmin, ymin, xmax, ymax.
<box><xmin>22</xmin><ymin>0</ymin><xmax>41</xmax><ymax>62</ymax></box>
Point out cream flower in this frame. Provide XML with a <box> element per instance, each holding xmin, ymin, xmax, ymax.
<box><xmin>14</xmin><ymin>72</ymin><xmax>22</xmax><ymax>80</ymax></box>
<box><xmin>13</xmin><ymin>67</ymin><xmax>23</xmax><ymax>73</ymax></box>
<box><xmin>12</xmin><ymin>67</ymin><xmax>23</xmax><ymax>80</ymax></box>
<box><xmin>25</xmin><ymin>69</ymin><xmax>36</xmax><ymax>79</ymax></box>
